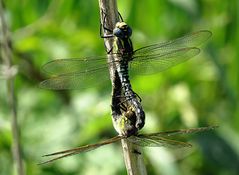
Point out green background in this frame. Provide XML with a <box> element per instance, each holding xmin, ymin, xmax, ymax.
<box><xmin>0</xmin><ymin>0</ymin><xmax>238</xmax><ymax>175</ymax></box>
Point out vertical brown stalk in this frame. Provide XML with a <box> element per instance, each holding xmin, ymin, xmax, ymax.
<box><xmin>0</xmin><ymin>1</ymin><xmax>25</xmax><ymax>175</ymax></box>
<box><xmin>98</xmin><ymin>0</ymin><xmax>147</xmax><ymax>174</ymax></box>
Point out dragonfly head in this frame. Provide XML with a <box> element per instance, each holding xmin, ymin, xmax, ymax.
<box><xmin>113</xmin><ymin>22</ymin><xmax>132</xmax><ymax>39</ymax></box>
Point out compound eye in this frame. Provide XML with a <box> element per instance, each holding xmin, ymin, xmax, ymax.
<box><xmin>113</xmin><ymin>28</ymin><xmax>124</xmax><ymax>38</ymax></box>
<box><xmin>127</xmin><ymin>27</ymin><xmax>132</xmax><ymax>37</ymax></box>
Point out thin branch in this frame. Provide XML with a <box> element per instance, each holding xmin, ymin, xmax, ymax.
<box><xmin>0</xmin><ymin>1</ymin><xmax>25</xmax><ymax>175</ymax></box>
<box><xmin>98</xmin><ymin>1</ymin><xmax>147</xmax><ymax>174</ymax></box>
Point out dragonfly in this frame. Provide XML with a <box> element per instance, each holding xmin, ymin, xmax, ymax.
<box><xmin>39</xmin><ymin>125</ymin><xmax>217</xmax><ymax>165</ymax></box>
<box><xmin>39</xmin><ymin>14</ymin><xmax>212</xmax><ymax>135</ymax></box>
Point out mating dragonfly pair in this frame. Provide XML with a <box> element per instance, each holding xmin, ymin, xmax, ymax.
<box><xmin>39</xmin><ymin>12</ymin><xmax>213</xmax><ymax>164</ymax></box>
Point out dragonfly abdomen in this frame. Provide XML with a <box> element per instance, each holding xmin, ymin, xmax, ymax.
<box><xmin>117</xmin><ymin>60</ymin><xmax>145</xmax><ymax>130</ymax></box>
<box><xmin>118</xmin><ymin>60</ymin><xmax>134</xmax><ymax>99</ymax></box>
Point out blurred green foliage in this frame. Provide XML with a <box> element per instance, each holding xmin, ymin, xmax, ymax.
<box><xmin>0</xmin><ymin>0</ymin><xmax>238</xmax><ymax>175</ymax></box>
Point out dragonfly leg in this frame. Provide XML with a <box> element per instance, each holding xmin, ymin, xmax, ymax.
<box><xmin>100</xmin><ymin>10</ymin><xmax>114</xmax><ymax>38</ymax></box>
<box><xmin>107</xmin><ymin>47</ymin><xmax>113</xmax><ymax>54</ymax></box>
<box><xmin>119</xmin><ymin>102</ymin><xmax>127</xmax><ymax>111</ymax></box>
<box><xmin>118</xmin><ymin>12</ymin><xmax>124</xmax><ymax>22</ymax></box>
<box><xmin>111</xmin><ymin>96</ymin><xmax>142</xmax><ymax>136</ymax></box>
<box><xmin>99</xmin><ymin>10</ymin><xmax>115</xmax><ymax>53</ymax></box>
<box><xmin>133</xmin><ymin>92</ymin><xmax>142</xmax><ymax>102</ymax></box>
<box><xmin>120</xmin><ymin>94</ymin><xmax>145</xmax><ymax>131</ymax></box>
<box><xmin>124</xmin><ymin>91</ymin><xmax>145</xmax><ymax>129</ymax></box>
<box><xmin>115</xmin><ymin>103</ymin><xmax>144</xmax><ymax>136</ymax></box>
<box><xmin>115</xmin><ymin>97</ymin><xmax>128</xmax><ymax>108</ymax></box>
<box><xmin>111</xmin><ymin>108</ymin><xmax>138</xmax><ymax>136</ymax></box>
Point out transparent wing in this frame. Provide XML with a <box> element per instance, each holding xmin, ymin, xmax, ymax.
<box><xmin>130</xmin><ymin>30</ymin><xmax>212</xmax><ymax>75</ymax></box>
<box><xmin>130</xmin><ymin>47</ymin><xmax>200</xmax><ymax>75</ymax></box>
<box><xmin>39</xmin><ymin>136</ymin><xmax>122</xmax><ymax>165</ymax></box>
<box><xmin>142</xmin><ymin>126</ymin><xmax>218</xmax><ymax>137</ymax></box>
<box><xmin>133</xmin><ymin>30</ymin><xmax>212</xmax><ymax>56</ymax></box>
<box><xmin>128</xmin><ymin>126</ymin><xmax>217</xmax><ymax>148</ymax></box>
<box><xmin>40</xmin><ymin>56</ymin><xmax>112</xmax><ymax>90</ymax></box>
<box><xmin>41</xmin><ymin>56</ymin><xmax>110</xmax><ymax>76</ymax></box>
<box><xmin>39</xmin><ymin>66</ymin><xmax>111</xmax><ymax>90</ymax></box>
<box><xmin>128</xmin><ymin>135</ymin><xmax>191</xmax><ymax>148</ymax></box>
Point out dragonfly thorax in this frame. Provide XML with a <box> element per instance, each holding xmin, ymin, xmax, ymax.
<box><xmin>113</xmin><ymin>22</ymin><xmax>132</xmax><ymax>39</ymax></box>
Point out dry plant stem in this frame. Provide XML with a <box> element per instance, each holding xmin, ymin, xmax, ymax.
<box><xmin>98</xmin><ymin>0</ymin><xmax>147</xmax><ymax>174</ymax></box>
<box><xmin>121</xmin><ymin>139</ymin><xmax>148</xmax><ymax>175</ymax></box>
<box><xmin>0</xmin><ymin>1</ymin><xmax>25</xmax><ymax>175</ymax></box>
